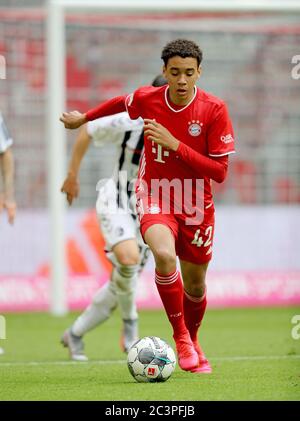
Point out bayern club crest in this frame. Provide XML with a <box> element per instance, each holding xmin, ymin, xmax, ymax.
<box><xmin>188</xmin><ymin>120</ymin><xmax>202</xmax><ymax>137</ymax></box>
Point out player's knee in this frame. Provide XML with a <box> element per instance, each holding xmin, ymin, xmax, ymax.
<box><xmin>185</xmin><ymin>278</ymin><xmax>206</xmax><ymax>297</ymax></box>
<box><xmin>153</xmin><ymin>247</ymin><xmax>176</xmax><ymax>271</ymax></box>
<box><xmin>116</xmin><ymin>252</ymin><xmax>140</xmax><ymax>266</ymax></box>
<box><xmin>113</xmin><ymin>242</ymin><xmax>140</xmax><ymax>266</ymax></box>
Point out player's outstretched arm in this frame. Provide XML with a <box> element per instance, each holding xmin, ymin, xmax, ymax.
<box><xmin>60</xmin><ymin>96</ymin><xmax>127</xmax><ymax>130</ymax></box>
<box><xmin>0</xmin><ymin>147</ymin><xmax>16</xmax><ymax>225</ymax></box>
<box><xmin>60</xmin><ymin>110</ymin><xmax>87</xmax><ymax>129</ymax></box>
<box><xmin>61</xmin><ymin>125</ymin><xmax>91</xmax><ymax>206</ymax></box>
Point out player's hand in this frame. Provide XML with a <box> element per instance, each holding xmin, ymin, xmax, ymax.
<box><xmin>61</xmin><ymin>173</ymin><xmax>79</xmax><ymax>205</ymax></box>
<box><xmin>59</xmin><ymin>111</ymin><xmax>87</xmax><ymax>129</ymax></box>
<box><xmin>0</xmin><ymin>198</ymin><xmax>17</xmax><ymax>225</ymax></box>
<box><xmin>144</xmin><ymin>119</ymin><xmax>179</xmax><ymax>151</ymax></box>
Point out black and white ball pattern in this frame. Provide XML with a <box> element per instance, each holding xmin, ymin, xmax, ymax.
<box><xmin>127</xmin><ymin>336</ymin><xmax>176</xmax><ymax>383</ymax></box>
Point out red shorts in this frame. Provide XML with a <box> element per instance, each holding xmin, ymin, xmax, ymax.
<box><xmin>138</xmin><ymin>198</ymin><xmax>215</xmax><ymax>265</ymax></box>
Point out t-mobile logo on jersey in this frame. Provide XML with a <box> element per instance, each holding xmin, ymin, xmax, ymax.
<box><xmin>152</xmin><ymin>142</ymin><xmax>169</xmax><ymax>163</ymax></box>
<box><xmin>0</xmin><ymin>55</ymin><xmax>6</xmax><ymax>80</ymax></box>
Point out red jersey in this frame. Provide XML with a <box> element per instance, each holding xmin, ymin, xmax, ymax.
<box><xmin>125</xmin><ymin>85</ymin><xmax>235</xmax><ymax>211</ymax></box>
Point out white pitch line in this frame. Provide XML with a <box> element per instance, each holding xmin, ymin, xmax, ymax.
<box><xmin>0</xmin><ymin>360</ymin><xmax>125</xmax><ymax>367</ymax></box>
<box><xmin>0</xmin><ymin>355</ymin><xmax>299</xmax><ymax>367</ymax></box>
<box><xmin>210</xmin><ymin>355</ymin><xmax>300</xmax><ymax>362</ymax></box>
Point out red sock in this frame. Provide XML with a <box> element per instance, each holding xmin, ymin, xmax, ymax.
<box><xmin>183</xmin><ymin>289</ymin><xmax>207</xmax><ymax>342</ymax></box>
<box><xmin>155</xmin><ymin>270</ymin><xmax>187</xmax><ymax>339</ymax></box>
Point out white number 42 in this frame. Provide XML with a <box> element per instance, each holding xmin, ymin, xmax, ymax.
<box><xmin>191</xmin><ymin>226</ymin><xmax>213</xmax><ymax>250</ymax></box>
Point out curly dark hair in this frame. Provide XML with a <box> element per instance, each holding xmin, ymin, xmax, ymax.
<box><xmin>161</xmin><ymin>39</ymin><xmax>203</xmax><ymax>67</ymax></box>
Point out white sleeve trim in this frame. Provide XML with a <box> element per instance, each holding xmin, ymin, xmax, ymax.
<box><xmin>0</xmin><ymin>137</ymin><xmax>13</xmax><ymax>154</ymax></box>
<box><xmin>87</xmin><ymin>112</ymin><xmax>143</xmax><ymax>138</ymax></box>
<box><xmin>125</xmin><ymin>94</ymin><xmax>132</xmax><ymax>115</ymax></box>
<box><xmin>0</xmin><ymin>112</ymin><xmax>13</xmax><ymax>153</ymax></box>
<box><xmin>209</xmin><ymin>150</ymin><xmax>236</xmax><ymax>157</ymax></box>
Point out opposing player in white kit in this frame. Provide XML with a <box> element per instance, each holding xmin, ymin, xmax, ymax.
<box><xmin>61</xmin><ymin>75</ymin><xmax>167</xmax><ymax>361</ymax></box>
<box><xmin>0</xmin><ymin>112</ymin><xmax>16</xmax><ymax>225</ymax></box>
<box><xmin>0</xmin><ymin>111</ymin><xmax>16</xmax><ymax>356</ymax></box>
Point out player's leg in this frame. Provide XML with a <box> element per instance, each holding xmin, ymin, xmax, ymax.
<box><xmin>61</xmin><ymin>194</ymin><xmax>135</xmax><ymax>360</ymax></box>
<box><xmin>111</xmin><ymin>238</ymin><xmax>141</xmax><ymax>352</ymax></box>
<box><xmin>143</xmin><ymin>221</ymin><xmax>198</xmax><ymax>371</ymax></box>
<box><xmin>181</xmin><ymin>259</ymin><xmax>208</xmax><ymax>341</ymax></box>
<box><xmin>61</xmin><ymin>216</ymin><xmax>120</xmax><ymax>360</ymax></box>
<box><xmin>61</xmin><ymin>280</ymin><xmax>118</xmax><ymax>361</ymax></box>
<box><xmin>180</xmin><ymin>259</ymin><xmax>212</xmax><ymax>373</ymax></box>
<box><xmin>177</xmin><ymin>211</ymin><xmax>215</xmax><ymax>373</ymax></box>
<box><xmin>96</xmin><ymin>183</ymin><xmax>143</xmax><ymax>345</ymax></box>
<box><xmin>62</xmin><ymin>235</ymin><xmax>141</xmax><ymax>359</ymax></box>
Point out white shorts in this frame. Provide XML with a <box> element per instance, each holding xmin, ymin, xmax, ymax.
<box><xmin>96</xmin><ymin>179</ymin><xmax>144</xmax><ymax>252</ymax></box>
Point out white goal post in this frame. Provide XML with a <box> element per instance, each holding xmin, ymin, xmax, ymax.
<box><xmin>46</xmin><ymin>0</ymin><xmax>300</xmax><ymax>315</ymax></box>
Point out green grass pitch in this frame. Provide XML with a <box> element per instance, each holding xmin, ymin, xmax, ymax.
<box><xmin>0</xmin><ymin>307</ymin><xmax>299</xmax><ymax>401</ymax></box>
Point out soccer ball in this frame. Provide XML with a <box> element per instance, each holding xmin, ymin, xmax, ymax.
<box><xmin>127</xmin><ymin>336</ymin><xmax>176</xmax><ymax>383</ymax></box>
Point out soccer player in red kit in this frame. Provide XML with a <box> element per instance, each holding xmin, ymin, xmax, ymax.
<box><xmin>60</xmin><ymin>39</ymin><xmax>235</xmax><ymax>373</ymax></box>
